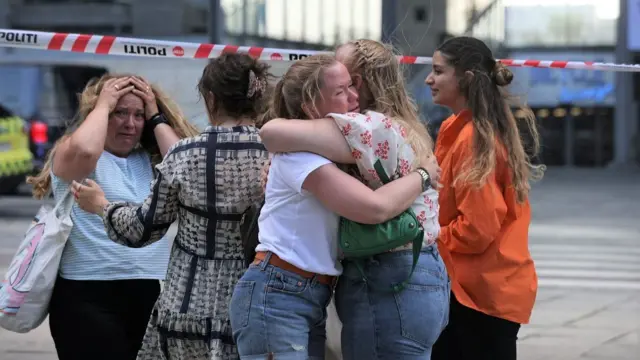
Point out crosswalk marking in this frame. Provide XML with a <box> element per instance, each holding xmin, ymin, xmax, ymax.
<box><xmin>530</xmin><ymin>241</ymin><xmax>640</xmax><ymax>290</ymax></box>
<box><xmin>531</xmin><ymin>243</ymin><xmax>640</xmax><ymax>255</ymax></box>
<box><xmin>533</xmin><ymin>260</ymin><xmax>640</xmax><ymax>272</ymax></box>
<box><xmin>536</xmin><ymin>269</ymin><xmax>640</xmax><ymax>281</ymax></box>
<box><xmin>536</xmin><ymin>278</ymin><xmax>640</xmax><ymax>290</ymax></box>
<box><xmin>532</xmin><ymin>252</ymin><xmax>638</xmax><ymax>263</ymax></box>
<box><xmin>529</xmin><ymin>224</ymin><xmax>640</xmax><ymax>241</ymax></box>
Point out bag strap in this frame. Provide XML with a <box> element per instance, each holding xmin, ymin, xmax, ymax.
<box><xmin>373</xmin><ymin>160</ymin><xmax>391</xmax><ymax>184</ymax></box>
<box><xmin>53</xmin><ymin>189</ymin><xmax>75</xmax><ymax>219</ymax></box>
<box><xmin>357</xmin><ymin>160</ymin><xmax>422</xmax><ymax>293</ymax></box>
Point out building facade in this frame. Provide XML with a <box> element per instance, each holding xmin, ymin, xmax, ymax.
<box><xmin>502</xmin><ymin>2</ymin><xmax>631</xmax><ymax>167</ymax></box>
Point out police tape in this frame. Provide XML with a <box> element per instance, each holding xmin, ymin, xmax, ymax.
<box><xmin>2</xmin><ymin>28</ymin><xmax>640</xmax><ymax>72</ymax></box>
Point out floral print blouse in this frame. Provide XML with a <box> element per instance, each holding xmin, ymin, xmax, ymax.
<box><xmin>328</xmin><ymin>110</ymin><xmax>440</xmax><ymax>247</ymax></box>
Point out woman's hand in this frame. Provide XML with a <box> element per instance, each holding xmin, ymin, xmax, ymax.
<box><xmin>419</xmin><ymin>155</ymin><xmax>442</xmax><ymax>189</ymax></box>
<box><xmin>71</xmin><ymin>179</ymin><xmax>109</xmax><ymax>216</ymax></box>
<box><xmin>95</xmin><ymin>77</ymin><xmax>135</xmax><ymax>112</ymax></box>
<box><xmin>130</xmin><ymin>76</ymin><xmax>159</xmax><ymax>120</ymax></box>
<box><xmin>260</xmin><ymin>158</ymin><xmax>272</xmax><ymax>194</ymax></box>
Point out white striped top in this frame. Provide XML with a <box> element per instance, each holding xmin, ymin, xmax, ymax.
<box><xmin>51</xmin><ymin>150</ymin><xmax>170</xmax><ymax>280</ymax></box>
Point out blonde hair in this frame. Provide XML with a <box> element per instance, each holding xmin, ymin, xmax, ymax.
<box><xmin>264</xmin><ymin>54</ymin><xmax>338</xmax><ymax>121</ymax></box>
<box><xmin>27</xmin><ymin>73</ymin><xmax>199</xmax><ymax>200</ymax></box>
<box><xmin>339</xmin><ymin>39</ymin><xmax>434</xmax><ymax>166</ymax></box>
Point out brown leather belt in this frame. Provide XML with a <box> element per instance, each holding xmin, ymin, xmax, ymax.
<box><xmin>252</xmin><ymin>251</ymin><xmax>337</xmax><ymax>286</ymax></box>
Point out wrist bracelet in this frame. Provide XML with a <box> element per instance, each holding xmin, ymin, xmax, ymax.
<box><xmin>146</xmin><ymin>113</ymin><xmax>169</xmax><ymax>132</ymax></box>
<box><xmin>415</xmin><ymin>167</ymin><xmax>431</xmax><ymax>191</ymax></box>
<box><xmin>147</xmin><ymin>112</ymin><xmax>161</xmax><ymax>122</ymax></box>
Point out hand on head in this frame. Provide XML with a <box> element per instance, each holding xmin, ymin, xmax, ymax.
<box><xmin>96</xmin><ymin>76</ymin><xmax>159</xmax><ymax>119</ymax></box>
<box><xmin>96</xmin><ymin>77</ymin><xmax>135</xmax><ymax>112</ymax></box>
<box><xmin>129</xmin><ymin>76</ymin><xmax>159</xmax><ymax>120</ymax></box>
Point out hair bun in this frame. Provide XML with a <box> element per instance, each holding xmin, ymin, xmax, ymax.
<box><xmin>493</xmin><ymin>62</ymin><xmax>513</xmax><ymax>87</ymax></box>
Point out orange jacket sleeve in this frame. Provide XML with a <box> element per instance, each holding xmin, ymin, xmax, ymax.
<box><xmin>440</xmin><ymin>145</ymin><xmax>508</xmax><ymax>255</ymax></box>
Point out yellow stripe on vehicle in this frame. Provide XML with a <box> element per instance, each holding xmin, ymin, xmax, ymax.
<box><xmin>0</xmin><ymin>116</ymin><xmax>34</xmax><ymax>178</ymax></box>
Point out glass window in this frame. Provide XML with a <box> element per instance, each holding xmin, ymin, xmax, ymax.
<box><xmin>0</xmin><ymin>65</ymin><xmax>41</xmax><ymax>119</ymax></box>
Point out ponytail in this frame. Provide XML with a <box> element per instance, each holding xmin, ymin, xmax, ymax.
<box><xmin>257</xmin><ymin>79</ymin><xmax>289</xmax><ymax>128</ymax></box>
<box><xmin>271</xmin><ymin>80</ymin><xmax>290</xmax><ymax>118</ymax></box>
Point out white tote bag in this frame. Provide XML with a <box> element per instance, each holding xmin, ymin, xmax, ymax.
<box><xmin>0</xmin><ymin>190</ymin><xmax>74</xmax><ymax>333</ymax></box>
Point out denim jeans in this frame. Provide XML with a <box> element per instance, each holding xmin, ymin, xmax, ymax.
<box><xmin>335</xmin><ymin>245</ymin><xmax>451</xmax><ymax>360</ymax></box>
<box><xmin>229</xmin><ymin>252</ymin><xmax>333</xmax><ymax>360</ymax></box>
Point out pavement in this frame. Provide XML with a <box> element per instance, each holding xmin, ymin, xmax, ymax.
<box><xmin>0</xmin><ymin>167</ymin><xmax>639</xmax><ymax>360</ymax></box>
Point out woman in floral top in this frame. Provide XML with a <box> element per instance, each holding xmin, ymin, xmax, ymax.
<box><xmin>260</xmin><ymin>39</ymin><xmax>449</xmax><ymax>360</ymax></box>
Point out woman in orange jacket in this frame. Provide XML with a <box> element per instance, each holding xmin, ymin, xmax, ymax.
<box><xmin>426</xmin><ymin>36</ymin><xmax>545</xmax><ymax>360</ymax></box>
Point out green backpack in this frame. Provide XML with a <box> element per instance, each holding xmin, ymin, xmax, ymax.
<box><xmin>338</xmin><ymin>160</ymin><xmax>424</xmax><ymax>293</ymax></box>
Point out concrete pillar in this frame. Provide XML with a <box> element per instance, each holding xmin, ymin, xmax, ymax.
<box><xmin>385</xmin><ymin>0</ymin><xmax>447</xmax><ymax>57</ymax></box>
<box><xmin>381</xmin><ymin>0</ymin><xmax>397</xmax><ymax>44</ymax></box>
<box><xmin>0</xmin><ymin>0</ymin><xmax>11</xmax><ymax>29</ymax></box>
<box><xmin>131</xmin><ymin>0</ymin><xmax>184</xmax><ymax>37</ymax></box>
<box><xmin>612</xmin><ymin>0</ymin><xmax>635</xmax><ymax>166</ymax></box>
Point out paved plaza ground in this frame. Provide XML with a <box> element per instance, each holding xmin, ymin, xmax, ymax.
<box><xmin>1</xmin><ymin>167</ymin><xmax>639</xmax><ymax>360</ymax></box>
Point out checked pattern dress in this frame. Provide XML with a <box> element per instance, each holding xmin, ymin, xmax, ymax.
<box><xmin>102</xmin><ymin>125</ymin><xmax>268</xmax><ymax>360</ymax></box>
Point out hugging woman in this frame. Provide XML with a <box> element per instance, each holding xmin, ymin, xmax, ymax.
<box><xmin>229</xmin><ymin>54</ymin><xmax>438</xmax><ymax>360</ymax></box>
<box><xmin>259</xmin><ymin>39</ymin><xmax>450</xmax><ymax>360</ymax></box>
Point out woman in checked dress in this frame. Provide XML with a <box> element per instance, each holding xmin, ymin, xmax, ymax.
<box><xmin>71</xmin><ymin>53</ymin><xmax>272</xmax><ymax>360</ymax></box>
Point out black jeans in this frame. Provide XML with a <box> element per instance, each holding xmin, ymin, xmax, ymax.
<box><xmin>49</xmin><ymin>276</ymin><xmax>160</xmax><ymax>360</ymax></box>
<box><xmin>432</xmin><ymin>292</ymin><xmax>521</xmax><ymax>360</ymax></box>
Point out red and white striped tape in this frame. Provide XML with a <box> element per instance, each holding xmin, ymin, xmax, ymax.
<box><xmin>2</xmin><ymin>28</ymin><xmax>640</xmax><ymax>72</ymax></box>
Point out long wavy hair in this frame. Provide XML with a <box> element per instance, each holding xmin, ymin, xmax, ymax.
<box><xmin>437</xmin><ymin>36</ymin><xmax>545</xmax><ymax>202</ymax></box>
<box><xmin>337</xmin><ymin>39</ymin><xmax>434</xmax><ymax>167</ymax></box>
<box><xmin>27</xmin><ymin>73</ymin><xmax>199</xmax><ymax>199</ymax></box>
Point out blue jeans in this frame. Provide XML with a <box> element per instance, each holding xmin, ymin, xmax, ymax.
<box><xmin>335</xmin><ymin>246</ymin><xmax>451</xmax><ymax>360</ymax></box>
<box><xmin>229</xmin><ymin>252</ymin><xmax>333</xmax><ymax>360</ymax></box>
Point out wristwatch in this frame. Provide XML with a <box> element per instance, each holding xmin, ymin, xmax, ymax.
<box><xmin>146</xmin><ymin>113</ymin><xmax>169</xmax><ymax>132</ymax></box>
<box><xmin>415</xmin><ymin>167</ymin><xmax>431</xmax><ymax>192</ymax></box>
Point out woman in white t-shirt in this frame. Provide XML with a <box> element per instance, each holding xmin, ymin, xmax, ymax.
<box><xmin>229</xmin><ymin>54</ymin><xmax>437</xmax><ymax>360</ymax></box>
<box><xmin>258</xmin><ymin>40</ymin><xmax>450</xmax><ymax>360</ymax></box>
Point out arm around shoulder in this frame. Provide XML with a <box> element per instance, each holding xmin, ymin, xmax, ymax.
<box><xmin>259</xmin><ymin>118</ymin><xmax>354</xmax><ymax>164</ymax></box>
<box><xmin>302</xmin><ymin>163</ymin><xmax>424</xmax><ymax>224</ymax></box>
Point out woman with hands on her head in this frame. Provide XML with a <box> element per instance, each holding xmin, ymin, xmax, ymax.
<box><xmin>26</xmin><ymin>74</ymin><xmax>198</xmax><ymax>360</ymax></box>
